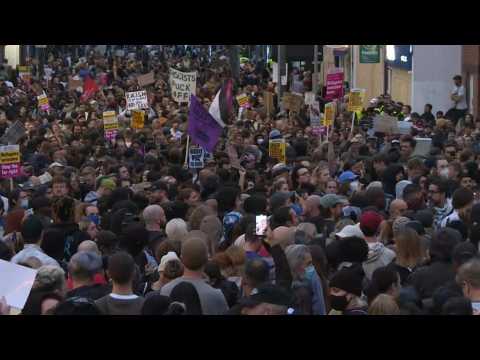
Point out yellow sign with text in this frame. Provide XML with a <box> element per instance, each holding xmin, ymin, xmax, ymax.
<box><xmin>348</xmin><ymin>89</ymin><xmax>365</xmax><ymax>112</ymax></box>
<box><xmin>132</xmin><ymin>110</ymin><xmax>145</xmax><ymax>129</ymax></box>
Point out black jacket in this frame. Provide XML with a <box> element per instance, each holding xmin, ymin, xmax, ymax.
<box><xmin>406</xmin><ymin>261</ymin><xmax>456</xmax><ymax>299</ymax></box>
<box><xmin>67</xmin><ymin>284</ymin><xmax>112</xmax><ymax>301</ymax></box>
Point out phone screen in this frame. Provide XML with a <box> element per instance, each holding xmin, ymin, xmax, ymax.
<box><xmin>256</xmin><ymin>215</ymin><xmax>268</xmax><ymax>236</ymax></box>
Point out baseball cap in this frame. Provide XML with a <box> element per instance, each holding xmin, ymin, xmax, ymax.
<box><xmin>158</xmin><ymin>251</ymin><xmax>180</xmax><ymax>272</ymax></box>
<box><xmin>271</xmin><ymin>163</ymin><xmax>290</xmax><ymax>178</ymax></box>
<box><xmin>319</xmin><ymin>194</ymin><xmax>348</xmax><ymax>209</ymax></box>
<box><xmin>336</xmin><ymin>223</ymin><xmax>365</xmax><ymax>239</ymax></box>
<box><xmin>359</xmin><ymin>211</ymin><xmax>383</xmax><ymax>234</ymax></box>
<box><xmin>338</xmin><ymin>171</ymin><xmax>358</xmax><ymax>184</ymax></box>
<box><xmin>239</xmin><ymin>283</ymin><xmax>293</xmax><ymax>308</ymax></box>
<box><xmin>269</xmin><ymin>129</ymin><xmax>282</xmax><ymax>139</ymax></box>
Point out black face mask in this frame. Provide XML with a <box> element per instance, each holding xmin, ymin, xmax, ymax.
<box><xmin>330</xmin><ymin>295</ymin><xmax>349</xmax><ymax>311</ymax></box>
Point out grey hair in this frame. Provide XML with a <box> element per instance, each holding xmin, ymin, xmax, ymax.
<box><xmin>285</xmin><ymin>244</ymin><xmax>311</xmax><ymax>280</ymax></box>
<box><xmin>34</xmin><ymin>265</ymin><xmax>66</xmax><ymax>292</ymax></box>
<box><xmin>296</xmin><ymin>223</ymin><xmax>318</xmax><ymax>242</ymax></box>
<box><xmin>68</xmin><ymin>251</ymin><xmax>103</xmax><ymax>281</ymax></box>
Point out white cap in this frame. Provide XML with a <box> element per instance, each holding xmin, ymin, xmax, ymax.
<box><xmin>336</xmin><ymin>223</ymin><xmax>365</xmax><ymax>239</ymax></box>
<box><xmin>158</xmin><ymin>251</ymin><xmax>180</xmax><ymax>272</ymax></box>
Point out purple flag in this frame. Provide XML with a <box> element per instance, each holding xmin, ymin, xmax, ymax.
<box><xmin>188</xmin><ymin>95</ymin><xmax>223</xmax><ymax>153</ymax></box>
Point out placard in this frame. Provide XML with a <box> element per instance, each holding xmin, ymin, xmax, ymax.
<box><xmin>137</xmin><ymin>71</ymin><xmax>155</xmax><ymax>87</ymax></box>
<box><xmin>323</xmin><ymin>102</ymin><xmax>336</xmax><ymax>127</ymax></box>
<box><xmin>236</xmin><ymin>93</ymin><xmax>250</xmax><ymax>108</ymax></box>
<box><xmin>37</xmin><ymin>93</ymin><xmax>50</xmax><ymax>111</ymax></box>
<box><xmin>373</xmin><ymin>114</ymin><xmax>400</xmax><ymax>133</ymax></box>
<box><xmin>17</xmin><ymin>65</ymin><xmax>31</xmax><ymax>84</ymax></box>
<box><xmin>0</xmin><ymin>260</ymin><xmax>37</xmax><ymax>310</ymax></box>
<box><xmin>131</xmin><ymin>110</ymin><xmax>145</xmax><ymax>129</ymax></box>
<box><xmin>282</xmin><ymin>93</ymin><xmax>304</xmax><ymax>113</ymax></box>
<box><xmin>68</xmin><ymin>77</ymin><xmax>83</xmax><ymax>91</ymax></box>
<box><xmin>103</xmin><ymin>111</ymin><xmax>118</xmax><ymax>141</ymax></box>
<box><xmin>0</xmin><ymin>145</ymin><xmax>20</xmax><ymax>178</ymax></box>
<box><xmin>304</xmin><ymin>92</ymin><xmax>315</xmax><ymax>106</ymax></box>
<box><xmin>125</xmin><ymin>90</ymin><xmax>148</xmax><ymax>110</ymax></box>
<box><xmin>169</xmin><ymin>68</ymin><xmax>197</xmax><ymax>103</ymax></box>
<box><xmin>398</xmin><ymin>121</ymin><xmax>413</xmax><ymax>135</ymax></box>
<box><xmin>272</xmin><ymin>62</ymin><xmax>278</xmax><ymax>81</ymax></box>
<box><xmin>347</xmin><ymin>88</ymin><xmax>365</xmax><ymax>112</ymax></box>
<box><xmin>310</xmin><ymin>101</ymin><xmax>321</xmax><ymax>128</ymax></box>
<box><xmin>189</xmin><ymin>146</ymin><xmax>205</xmax><ymax>169</ymax></box>
<box><xmin>412</xmin><ymin>138</ymin><xmax>432</xmax><ymax>158</ymax></box>
<box><xmin>269</xmin><ymin>139</ymin><xmax>286</xmax><ymax>163</ymax></box>
<box><xmin>263</xmin><ymin>91</ymin><xmax>274</xmax><ymax>115</ymax></box>
<box><xmin>325</xmin><ymin>70</ymin><xmax>344</xmax><ymax>100</ymax></box>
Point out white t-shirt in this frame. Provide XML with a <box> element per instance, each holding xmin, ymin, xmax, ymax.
<box><xmin>452</xmin><ymin>85</ymin><xmax>468</xmax><ymax>110</ymax></box>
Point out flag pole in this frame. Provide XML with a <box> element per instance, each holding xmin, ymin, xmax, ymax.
<box><xmin>350</xmin><ymin>112</ymin><xmax>355</xmax><ymax>136</ymax></box>
<box><xmin>184</xmin><ymin>135</ymin><xmax>190</xmax><ymax>168</ymax></box>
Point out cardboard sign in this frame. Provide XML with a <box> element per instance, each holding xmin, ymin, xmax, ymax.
<box><xmin>373</xmin><ymin>114</ymin><xmax>400</xmax><ymax>133</ymax></box>
<box><xmin>325</xmin><ymin>70</ymin><xmax>344</xmax><ymax>100</ymax></box>
<box><xmin>103</xmin><ymin>111</ymin><xmax>118</xmax><ymax>141</ymax></box>
<box><xmin>37</xmin><ymin>93</ymin><xmax>50</xmax><ymax>111</ymax></box>
<box><xmin>282</xmin><ymin>93</ymin><xmax>304</xmax><ymax>113</ymax></box>
<box><xmin>263</xmin><ymin>91</ymin><xmax>274</xmax><ymax>115</ymax></box>
<box><xmin>131</xmin><ymin>110</ymin><xmax>145</xmax><ymax>129</ymax></box>
<box><xmin>188</xmin><ymin>146</ymin><xmax>205</xmax><ymax>169</ymax></box>
<box><xmin>169</xmin><ymin>68</ymin><xmax>197</xmax><ymax>103</ymax></box>
<box><xmin>137</xmin><ymin>71</ymin><xmax>155</xmax><ymax>87</ymax></box>
<box><xmin>0</xmin><ymin>260</ymin><xmax>37</xmax><ymax>310</ymax></box>
<box><xmin>236</xmin><ymin>93</ymin><xmax>250</xmax><ymax>108</ymax></box>
<box><xmin>304</xmin><ymin>92</ymin><xmax>315</xmax><ymax>106</ymax></box>
<box><xmin>0</xmin><ymin>145</ymin><xmax>20</xmax><ymax>178</ymax></box>
<box><xmin>323</xmin><ymin>102</ymin><xmax>336</xmax><ymax>127</ymax></box>
<box><xmin>269</xmin><ymin>139</ymin><xmax>286</xmax><ymax>163</ymax></box>
<box><xmin>68</xmin><ymin>77</ymin><xmax>83</xmax><ymax>91</ymax></box>
<box><xmin>347</xmin><ymin>88</ymin><xmax>365</xmax><ymax>112</ymax></box>
<box><xmin>310</xmin><ymin>101</ymin><xmax>321</xmax><ymax>128</ymax></box>
<box><xmin>125</xmin><ymin>90</ymin><xmax>148</xmax><ymax>110</ymax></box>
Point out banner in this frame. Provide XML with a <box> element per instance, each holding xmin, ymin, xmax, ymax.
<box><xmin>347</xmin><ymin>88</ymin><xmax>365</xmax><ymax>112</ymax></box>
<box><xmin>126</xmin><ymin>90</ymin><xmax>148</xmax><ymax>110</ymax></box>
<box><xmin>37</xmin><ymin>93</ymin><xmax>50</xmax><ymax>111</ymax></box>
<box><xmin>137</xmin><ymin>71</ymin><xmax>155</xmax><ymax>87</ymax></box>
<box><xmin>304</xmin><ymin>92</ymin><xmax>315</xmax><ymax>106</ymax></box>
<box><xmin>325</xmin><ymin>70</ymin><xmax>344</xmax><ymax>100</ymax></box>
<box><xmin>187</xmin><ymin>95</ymin><xmax>223</xmax><ymax>153</ymax></box>
<box><xmin>0</xmin><ymin>145</ymin><xmax>20</xmax><ymax>178</ymax></box>
<box><xmin>323</xmin><ymin>102</ymin><xmax>336</xmax><ymax>127</ymax></box>
<box><xmin>236</xmin><ymin>93</ymin><xmax>250</xmax><ymax>108</ymax></box>
<box><xmin>282</xmin><ymin>93</ymin><xmax>304</xmax><ymax>113</ymax></box>
<box><xmin>269</xmin><ymin>139</ymin><xmax>286</xmax><ymax>163</ymax></box>
<box><xmin>103</xmin><ymin>111</ymin><xmax>118</xmax><ymax>141</ymax></box>
<box><xmin>169</xmin><ymin>68</ymin><xmax>197</xmax><ymax>103</ymax></box>
<box><xmin>359</xmin><ymin>45</ymin><xmax>381</xmax><ymax>64</ymax></box>
<box><xmin>188</xmin><ymin>146</ymin><xmax>205</xmax><ymax>169</ymax></box>
<box><xmin>131</xmin><ymin>110</ymin><xmax>145</xmax><ymax>129</ymax></box>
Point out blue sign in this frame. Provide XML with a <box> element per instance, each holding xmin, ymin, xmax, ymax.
<box><xmin>386</xmin><ymin>45</ymin><xmax>412</xmax><ymax>71</ymax></box>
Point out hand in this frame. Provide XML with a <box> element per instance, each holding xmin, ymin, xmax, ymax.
<box><xmin>0</xmin><ymin>296</ymin><xmax>10</xmax><ymax>315</ymax></box>
<box><xmin>144</xmin><ymin>263</ymin><xmax>157</xmax><ymax>277</ymax></box>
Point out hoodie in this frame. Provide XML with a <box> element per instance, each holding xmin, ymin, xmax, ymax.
<box><xmin>362</xmin><ymin>242</ymin><xmax>396</xmax><ymax>280</ymax></box>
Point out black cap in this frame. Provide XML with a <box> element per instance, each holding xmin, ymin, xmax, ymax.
<box><xmin>239</xmin><ymin>284</ymin><xmax>293</xmax><ymax>308</ymax></box>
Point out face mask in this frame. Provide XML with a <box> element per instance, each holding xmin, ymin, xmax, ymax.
<box><xmin>330</xmin><ymin>294</ymin><xmax>349</xmax><ymax>311</ymax></box>
<box><xmin>304</xmin><ymin>265</ymin><xmax>316</xmax><ymax>283</ymax></box>
<box><xmin>20</xmin><ymin>199</ymin><xmax>29</xmax><ymax>210</ymax></box>
<box><xmin>257</xmin><ymin>139</ymin><xmax>264</xmax><ymax>145</ymax></box>
<box><xmin>88</xmin><ymin>214</ymin><xmax>101</xmax><ymax>226</ymax></box>
<box><xmin>440</xmin><ymin>168</ymin><xmax>449</xmax><ymax>178</ymax></box>
<box><xmin>350</xmin><ymin>181</ymin><xmax>360</xmax><ymax>193</ymax></box>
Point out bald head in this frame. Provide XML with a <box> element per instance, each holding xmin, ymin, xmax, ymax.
<box><xmin>305</xmin><ymin>195</ymin><xmax>322</xmax><ymax>218</ymax></box>
<box><xmin>143</xmin><ymin>205</ymin><xmax>166</xmax><ymax>229</ymax></box>
<box><xmin>389</xmin><ymin>199</ymin><xmax>408</xmax><ymax>220</ymax></box>
<box><xmin>77</xmin><ymin>240</ymin><xmax>100</xmax><ymax>255</ymax></box>
<box><xmin>271</xmin><ymin>226</ymin><xmax>295</xmax><ymax>249</ymax></box>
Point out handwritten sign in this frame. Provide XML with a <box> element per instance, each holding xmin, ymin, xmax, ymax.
<box><xmin>0</xmin><ymin>145</ymin><xmax>20</xmax><ymax>178</ymax></box>
<box><xmin>348</xmin><ymin>88</ymin><xmax>365</xmax><ymax>112</ymax></box>
<box><xmin>126</xmin><ymin>90</ymin><xmax>148</xmax><ymax>110</ymax></box>
<box><xmin>68</xmin><ymin>77</ymin><xmax>83</xmax><ymax>91</ymax></box>
<box><xmin>282</xmin><ymin>93</ymin><xmax>304</xmax><ymax>113</ymax></box>
<box><xmin>304</xmin><ymin>92</ymin><xmax>315</xmax><ymax>106</ymax></box>
<box><xmin>137</xmin><ymin>71</ymin><xmax>155</xmax><ymax>87</ymax></box>
<box><xmin>131</xmin><ymin>110</ymin><xmax>145</xmax><ymax>129</ymax></box>
<box><xmin>169</xmin><ymin>68</ymin><xmax>197</xmax><ymax>103</ymax></box>
<box><xmin>103</xmin><ymin>111</ymin><xmax>118</xmax><ymax>141</ymax></box>
<box><xmin>189</xmin><ymin>146</ymin><xmax>205</xmax><ymax>169</ymax></box>
<box><xmin>269</xmin><ymin>139</ymin><xmax>286</xmax><ymax>163</ymax></box>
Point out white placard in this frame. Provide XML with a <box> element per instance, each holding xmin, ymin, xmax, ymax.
<box><xmin>304</xmin><ymin>92</ymin><xmax>315</xmax><ymax>106</ymax></box>
<box><xmin>0</xmin><ymin>260</ymin><xmax>37</xmax><ymax>310</ymax></box>
<box><xmin>169</xmin><ymin>68</ymin><xmax>197</xmax><ymax>104</ymax></box>
<box><xmin>125</xmin><ymin>90</ymin><xmax>148</xmax><ymax>110</ymax></box>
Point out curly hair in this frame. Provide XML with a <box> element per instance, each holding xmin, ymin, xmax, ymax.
<box><xmin>51</xmin><ymin>196</ymin><xmax>76</xmax><ymax>224</ymax></box>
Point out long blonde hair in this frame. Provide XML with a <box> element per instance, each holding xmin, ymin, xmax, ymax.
<box><xmin>394</xmin><ymin>228</ymin><xmax>425</xmax><ymax>269</ymax></box>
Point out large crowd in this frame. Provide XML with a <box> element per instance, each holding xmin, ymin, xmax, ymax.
<box><xmin>1</xmin><ymin>45</ymin><xmax>480</xmax><ymax>315</ymax></box>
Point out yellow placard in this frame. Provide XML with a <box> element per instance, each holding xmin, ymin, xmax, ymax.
<box><xmin>236</xmin><ymin>94</ymin><xmax>249</xmax><ymax>108</ymax></box>
<box><xmin>0</xmin><ymin>145</ymin><xmax>20</xmax><ymax>164</ymax></box>
<box><xmin>348</xmin><ymin>89</ymin><xmax>365</xmax><ymax>112</ymax></box>
<box><xmin>323</xmin><ymin>102</ymin><xmax>336</xmax><ymax>127</ymax></box>
<box><xmin>103</xmin><ymin>111</ymin><xmax>118</xmax><ymax>131</ymax></box>
<box><xmin>269</xmin><ymin>139</ymin><xmax>286</xmax><ymax>163</ymax></box>
<box><xmin>132</xmin><ymin>110</ymin><xmax>145</xmax><ymax>129</ymax></box>
<box><xmin>37</xmin><ymin>95</ymin><xmax>49</xmax><ymax>107</ymax></box>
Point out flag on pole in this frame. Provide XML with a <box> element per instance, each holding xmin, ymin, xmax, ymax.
<box><xmin>80</xmin><ymin>75</ymin><xmax>99</xmax><ymax>102</ymax></box>
<box><xmin>209</xmin><ymin>79</ymin><xmax>234</xmax><ymax>128</ymax></box>
<box><xmin>188</xmin><ymin>95</ymin><xmax>223</xmax><ymax>153</ymax></box>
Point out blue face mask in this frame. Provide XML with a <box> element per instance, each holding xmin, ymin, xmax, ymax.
<box><xmin>20</xmin><ymin>199</ymin><xmax>29</xmax><ymax>210</ymax></box>
<box><xmin>87</xmin><ymin>214</ymin><xmax>100</xmax><ymax>226</ymax></box>
<box><xmin>304</xmin><ymin>265</ymin><xmax>316</xmax><ymax>283</ymax></box>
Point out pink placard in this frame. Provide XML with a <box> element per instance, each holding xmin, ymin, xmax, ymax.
<box><xmin>1</xmin><ymin>163</ymin><xmax>19</xmax><ymax>178</ymax></box>
<box><xmin>325</xmin><ymin>71</ymin><xmax>344</xmax><ymax>101</ymax></box>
